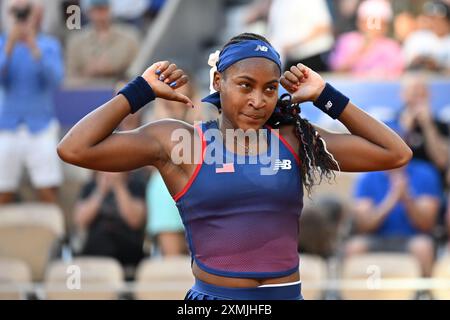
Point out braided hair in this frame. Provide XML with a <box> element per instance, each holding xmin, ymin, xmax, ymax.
<box><xmin>220</xmin><ymin>33</ymin><xmax>339</xmax><ymax>196</ymax></box>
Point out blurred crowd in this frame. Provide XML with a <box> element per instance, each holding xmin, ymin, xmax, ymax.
<box><xmin>243</xmin><ymin>0</ymin><xmax>450</xmax><ymax>76</ymax></box>
<box><xmin>0</xmin><ymin>0</ymin><xmax>450</xmax><ymax>295</ymax></box>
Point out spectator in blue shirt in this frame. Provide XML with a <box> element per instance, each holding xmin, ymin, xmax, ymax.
<box><xmin>345</xmin><ymin>159</ymin><xmax>442</xmax><ymax>277</ymax></box>
<box><xmin>0</xmin><ymin>0</ymin><xmax>64</xmax><ymax>204</ymax></box>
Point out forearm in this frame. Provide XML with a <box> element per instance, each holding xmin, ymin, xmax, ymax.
<box><xmin>421</xmin><ymin>122</ymin><xmax>449</xmax><ymax>170</ymax></box>
<box><xmin>114</xmin><ymin>185</ymin><xmax>146</xmax><ymax>229</ymax></box>
<box><xmin>357</xmin><ymin>195</ymin><xmax>398</xmax><ymax>233</ymax></box>
<box><xmin>339</xmin><ymin>103</ymin><xmax>412</xmax><ymax>165</ymax></box>
<box><xmin>402</xmin><ymin>197</ymin><xmax>435</xmax><ymax>232</ymax></box>
<box><xmin>74</xmin><ymin>192</ymin><xmax>104</xmax><ymax>229</ymax></box>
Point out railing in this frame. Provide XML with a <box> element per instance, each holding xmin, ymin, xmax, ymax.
<box><xmin>1</xmin><ymin>279</ymin><xmax>450</xmax><ymax>300</ymax></box>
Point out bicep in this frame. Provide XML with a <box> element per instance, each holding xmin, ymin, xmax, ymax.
<box><xmin>74</xmin><ymin>121</ymin><xmax>171</xmax><ymax>172</ymax></box>
<box><xmin>315</xmin><ymin>126</ymin><xmax>399</xmax><ymax>172</ymax></box>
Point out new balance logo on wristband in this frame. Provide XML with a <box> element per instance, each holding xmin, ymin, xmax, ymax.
<box><xmin>273</xmin><ymin>159</ymin><xmax>292</xmax><ymax>171</ymax></box>
<box><xmin>313</xmin><ymin>83</ymin><xmax>350</xmax><ymax>119</ymax></box>
<box><xmin>255</xmin><ymin>45</ymin><xmax>268</xmax><ymax>52</ymax></box>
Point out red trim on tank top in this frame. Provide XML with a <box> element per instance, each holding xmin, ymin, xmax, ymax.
<box><xmin>173</xmin><ymin>124</ymin><xmax>206</xmax><ymax>202</ymax></box>
<box><xmin>265</xmin><ymin>125</ymin><xmax>301</xmax><ymax>165</ymax></box>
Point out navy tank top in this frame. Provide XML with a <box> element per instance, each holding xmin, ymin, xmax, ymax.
<box><xmin>174</xmin><ymin>120</ymin><xmax>303</xmax><ymax>278</ymax></box>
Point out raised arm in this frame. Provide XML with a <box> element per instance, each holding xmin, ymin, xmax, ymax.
<box><xmin>57</xmin><ymin>61</ymin><xmax>193</xmax><ymax>172</ymax></box>
<box><xmin>314</xmin><ymin>102</ymin><xmax>412</xmax><ymax>172</ymax></box>
<box><xmin>281</xmin><ymin>64</ymin><xmax>412</xmax><ymax>172</ymax></box>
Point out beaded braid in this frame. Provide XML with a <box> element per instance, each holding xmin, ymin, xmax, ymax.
<box><xmin>267</xmin><ymin>94</ymin><xmax>339</xmax><ymax>196</ymax></box>
<box><xmin>221</xmin><ymin>33</ymin><xmax>340</xmax><ymax>196</ymax></box>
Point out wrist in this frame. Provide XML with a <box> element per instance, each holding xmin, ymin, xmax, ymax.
<box><xmin>313</xmin><ymin>82</ymin><xmax>350</xmax><ymax>119</ymax></box>
<box><xmin>118</xmin><ymin>76</ymin><xmax>156</xmax><ymax>114</ymax></box>
<box><xmin>312</xmin><ymin>81</ymin><xmax>326</xmax><ymax>103</ymax></box>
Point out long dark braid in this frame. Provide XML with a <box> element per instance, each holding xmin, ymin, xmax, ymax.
<box><xmin>221</xmin><ymin>33</ymin><xmax>339</xmax><ymax>196</ymax></box>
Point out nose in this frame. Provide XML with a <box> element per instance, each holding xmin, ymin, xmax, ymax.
<box><xmin>248</xmin><ymin>91</ymin><xmax>265</xmax><ymax>110</ymax></box>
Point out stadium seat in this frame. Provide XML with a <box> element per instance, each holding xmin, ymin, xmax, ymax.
<box><xmin>0</xmin><ymin>203</ymin><xmax>65</xmax><ymax>281</ymax></box>
<box><xmin>340</xmin><ymin>253</ymin><xmax>421</xmax><ymax>300</ymax></box>
<box><xmin>299</xmin><ymin>254</ymin><xmax>328</xmax><ymax>300</ymax></box>
<box><xmin>44</xmin><ymin>257</ymin><xmax>124</xmax><ymax>300</ymax></box>
<box><xmin>431</xmin><ymin>254</ymin><xmax>450</xmax><ymax>300</ymax></box>
<box><xmin>134</xmin><ymin>256</ymin><xmax>194</xmax><ymax>300</ymax></box>
<box><xmin>0</xmin><ymin>257</ymin><xmax>32</xmax><ymax>300</ymax></box>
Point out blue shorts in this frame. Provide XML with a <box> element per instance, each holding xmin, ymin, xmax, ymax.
<box><xmin>185</xmin><ymin>279</ymin><xmax>303</xmax><ymax>300</ymax></box>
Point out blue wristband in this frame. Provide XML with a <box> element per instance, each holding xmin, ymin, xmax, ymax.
<box><xmin>118</xmin><ymin>76</ymin><xmax>156</xmax><ymax>114</ymax></box>
<box><xmin>313</xmin><ymin>83</ymin><xmax>350</xmax><ymax>119</ymax></box>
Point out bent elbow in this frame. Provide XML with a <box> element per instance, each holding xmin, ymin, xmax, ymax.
<box><xmin>57</xmin><ymin>143</ymin><xmax>82</xmax><ymax>166</ymax></box>
<box><xmin>390</xmin><ymin>145</ymin><xmax>413</xmax><ymax>169</ymax></box>
<box><xmin>398</xmin><ymin>146</ymin><xmax>413</xmax><ymax>167</ymax></box>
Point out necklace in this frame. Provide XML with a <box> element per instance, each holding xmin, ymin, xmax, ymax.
<box><xmin>235</xmin><ymin>137</ymin><xmax>256</xmax><ymax>155</ymax></box>
<box><xmin>225</xmin><ymin>131</ymin><xmax>268</xmax><ymax>156</ymax></box>
<box><xmin>217</xmin><ymin>119</ymin><xmax>267</xmax><ymax>156</ymax></box>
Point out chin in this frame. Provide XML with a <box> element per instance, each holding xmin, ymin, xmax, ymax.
<box><xmin>236</xmin><ymin>115</ymin><xmax>265</xmax><ymax>131</ymax></box>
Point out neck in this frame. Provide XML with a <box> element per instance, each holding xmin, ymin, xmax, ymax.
<box><xmin>217</xmin><ymin>115</ymin><xmax>267</xmax><ymax>155</ymax></box>
<box><xmin>218</xmin><ymin>114</ymin><xmax>235</xmax><ymax>138</ymax></box>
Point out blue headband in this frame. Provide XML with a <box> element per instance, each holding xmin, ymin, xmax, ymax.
<box><xmin>202</xmin><ymin>40</ymin><xmax>282</xmax><ymax>110</ymax></box>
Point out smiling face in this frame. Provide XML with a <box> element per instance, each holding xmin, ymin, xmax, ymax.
<box><xmin>213</xmin><ymin>57</ymin><xmax>280</xmax><ymax>131</ymax></box>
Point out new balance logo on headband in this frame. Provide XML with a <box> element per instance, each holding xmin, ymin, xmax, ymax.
<box><xmin>273</xmin><ymin>159</ymin><xmax>292</xmax><ymax>171</ymax></box>
<box><xmin>255</xmin><ymin>45</ymin><xmax>268</xmax><ymax>52</ymax></box>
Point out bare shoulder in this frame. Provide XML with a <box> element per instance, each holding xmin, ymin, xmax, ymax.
<box><xmin>142</xmin><ymin>118</ymin><xmax>194</xmax><ymax>136</ymax></box>
<box><xmin>141</xmin><ymin>118</ymin><xmax>195</xmax><ymax>150</ymax></box>
<box><xmin>140</xmin><ymin>118</ymin><xmax>199</xmax><ymax>167</ymax></box>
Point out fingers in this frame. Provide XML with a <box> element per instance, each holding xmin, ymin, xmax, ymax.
<box><xmin>154</xmin><ymin>61</ymin><xmax>170</xmax><ymax>75</ymax></box>
<box><xmin>143</xmin><ymin>61</ymin><xmax>193</xmax><ymax>107</ymax></box>
<box><xmin>152</xmin><ymin>61</ymin><xmax>188</xmax><ymax>87</ymax></box>
<box><xmin>280</xmin><ymin>77</ymin><xmax>297</xmax><ymax>93</ymax></box>
<box><xmin>289</xmin><ymin>65</ymin><xmax>307</xmax><ymax>82</ymax></box>
<box><xmin>170</xmin><ymin>75</ymin><xmax>189</xmax><ymax>90</ymax></box>
<box><xmin>158</xmin><ymin>63</ymin><xmax>177</xmax><ymax>82</ymax></box>
<box><xmin>143</xmin><ymin>60</ymin><xmax>190</xmax><ymax>86</ymax></box>
<box><xmin>145</xmin><ymin>61</ymin><xmax>166</xmax><ymax>75</ymax></box>
<box><xmin>162</xmin><ymin>69</ymin><xmax>184</xmax><ymax>87</ymax></box>
<box><xmin>173</xmin><ymin>92</ymin><xmax>194</xmax><ymax>108</ymax></box>
<box><xmin>143</xmin><ymin>60</ymin><xmax>175</xmax><ymax>81</ymax></box>
<box><xmin>280</xmin><ymin>63</ymin><xmax>311</xmax><ymax>92</ymax></box>
<box><xmin>283</xmin><ymin>70</ymin><xmax>299</xmax><ymax>84</ymax></box>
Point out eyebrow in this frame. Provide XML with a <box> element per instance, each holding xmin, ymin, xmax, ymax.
<box><xmin>235</xmin><ymin>75</ymin><xmax>279</xmax><ymax>85</ymax></box>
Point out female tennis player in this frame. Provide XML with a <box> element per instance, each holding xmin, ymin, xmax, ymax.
<box><xmin>58</xmin><ymin>33</ymin><xmax>412</xmax><ymax>300</ymax></box>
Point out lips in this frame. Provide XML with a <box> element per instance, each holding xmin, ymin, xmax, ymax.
<box><xmin>242</xmin><ymin>113</ymin><xmax>264</xmax><ymax>120</ymax></box>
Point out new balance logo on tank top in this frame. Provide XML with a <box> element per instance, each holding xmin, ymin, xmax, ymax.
<box><xmin>173</xmin><ymin>120</ymin><xmax>303</xmax><ymax>278</ymax></box>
